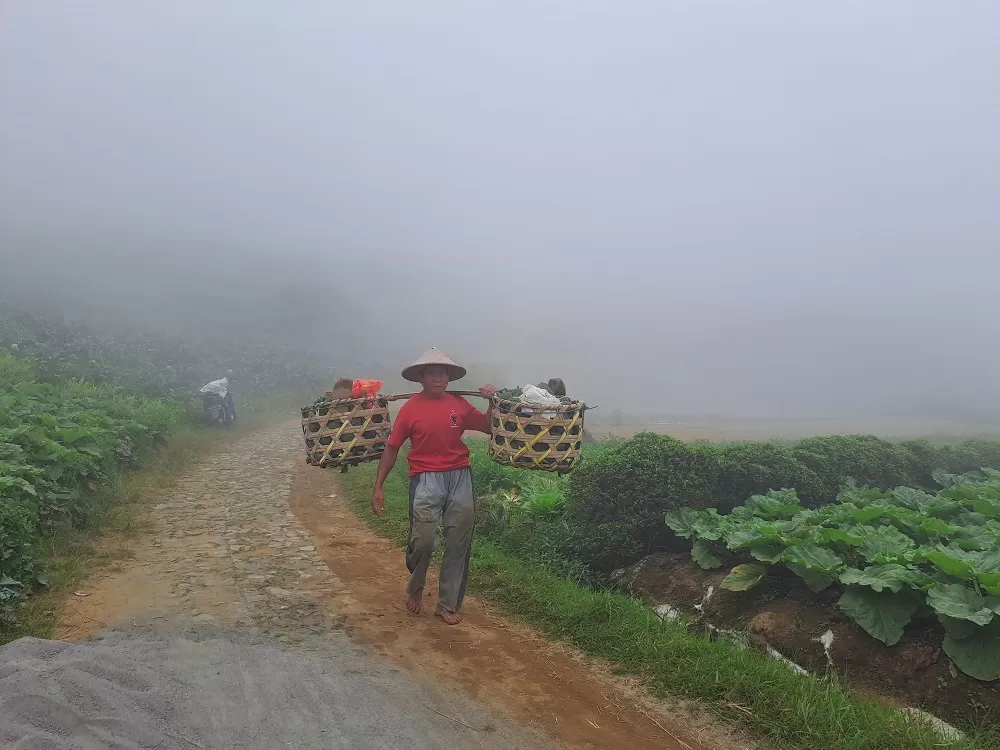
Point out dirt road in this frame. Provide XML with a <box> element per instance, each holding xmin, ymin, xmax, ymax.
<box><xmin>44</xmin><ymin>423</ymin><xmax>748</xmax><ymax>750</ymax></box>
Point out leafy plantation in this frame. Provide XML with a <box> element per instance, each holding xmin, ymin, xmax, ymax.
<box><xmin>461</xmin><ymin>430</ymin><xmax>1000</xmax><ymax>704</ymax></box>
<box><xmin>562</xmin><ymin>432</ymin><xmax>1000</xmax><ymax>574</ymax></box>
<box><xmin>0</xmin><ymin>352</ymin><xmax>185</xmax><ymax>625</ymax></box>
<box><xmin>473</xmin><ymin>432</ymin><xmax>1000</xmax><ymax>681</ymax></box>
<box><xmin>665</xmin><ymin>470</ymin><xmax>1000</xmax><ymax>681</ymax></box>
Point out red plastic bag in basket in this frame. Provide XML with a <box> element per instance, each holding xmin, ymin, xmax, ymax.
<box><xmin>352</xmin><ymin>379</ymin><xmax>383</xmax><ymax>399</ymax></box>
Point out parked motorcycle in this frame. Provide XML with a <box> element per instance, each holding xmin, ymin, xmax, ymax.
<box><xmin>200</xmin><ymin>378</ymin><xmax>236</xmax><ymax>427</ymax></box>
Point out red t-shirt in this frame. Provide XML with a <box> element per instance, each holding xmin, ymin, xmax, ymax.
<box><xmin>388</xmin><ymin>392</ymin><xmax>490</xmax><ymax>476</ymax></box>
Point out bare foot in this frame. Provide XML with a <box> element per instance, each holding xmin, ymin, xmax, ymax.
<box><xmin>404</xmin><ymin>588</ymin><xmax>423</xmax><ymax>615</ymax></box>
<box><xmin>434</xmin><ymin>604</ymin><xmax>462</xmax><ymax>625</ymax></box>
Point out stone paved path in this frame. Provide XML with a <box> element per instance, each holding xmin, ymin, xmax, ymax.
<box><xmin>58</xmin><ymin>423</ymin><xmax>349</xmax><ymax>644</ymax></box>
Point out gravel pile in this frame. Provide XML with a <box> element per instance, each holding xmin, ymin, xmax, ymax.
<box><xmin>0</xmin><ymin>629</ymin><xmax>533</xmax><ymax>750</ymax></box>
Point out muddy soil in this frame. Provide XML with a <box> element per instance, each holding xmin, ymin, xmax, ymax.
<box><xmin>614</xmin><ymin>552</ymin><xmax>1000</xmax><ymax>724</ymax></box>
<box><xmin>51</xmin><ymin>422</ymin><xmax>752</xmax><ymax>750</ymax></box>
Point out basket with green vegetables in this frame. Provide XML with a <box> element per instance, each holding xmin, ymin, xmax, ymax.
<box><xmin>488</xmin><ymin>384</ymin><xmax>586</xmax><ymax>473</ymax></box>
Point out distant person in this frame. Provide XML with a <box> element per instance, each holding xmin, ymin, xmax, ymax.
<box><xmin>370</xmin><ymin>348</ymin><xmax>497</xmax><ymax>625</ymax></box>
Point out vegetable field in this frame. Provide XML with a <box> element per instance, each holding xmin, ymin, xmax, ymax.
<box><xmin>0</xmin><ymin>352</ymin><xmax>184</xmax><ymax>627</ymax></box>
<box><xmin>472</xmin><ymin>433</ymin><xmax>1000</xmax><ymax>739</ymax></box>
<box><xmin>462</xmin><ymin>433</ymin><xmax>1000</xmax><ymax>686</ymax></box>
<box><xmin>666</xmin><ymin>471</ymin><xmax>1000</xmax><ymax>681</ymax></box>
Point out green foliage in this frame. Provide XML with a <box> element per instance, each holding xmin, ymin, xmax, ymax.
<box><xmin>521</xmin><ymin>488</ymin><xmax>565</xmax><ymax>518</ymax></box>
<box><xmin>463</xmin><ymin>443</ymin><xmax>593</xmax><ymax>585</ymax></box>
<box><xmin>0</xmin><ymin>501</ymin><xmax>39</xmax><ymax>624</ymax></box>
<box><xmin>667</xmin><ymin>472</ymin><xmax>1000</xmax><ymax>680</ymax></box>
<box><xmin>899</xmin><ymin>439</ymin><xmax>943</xmax><ymax>487</ymax></box>
<box><xmin>927</xmin><ymin>583</ymin><xmax>1000</xmax><ymax>625</ymax></box>
<box><xmin>468</xmin><ymin>442</ymin><xmax>529</xmax><ymax>495</ymax></box>
<box><xmin>792</xmin><ymin>435</ymin><xmax>921</xmax><ymax>499</ymax></box>
<box><xmin>486</xmin><ymin>427</ymin><xmax>1000</xmax><ymax>595</ymax></box>
<box><xmin>936</xmin><ymin>440</ymin><xmax>1000</xmax><ymax>479</ymax></box>
<box><xmin>838</xmin><ymin>587</ymin><xmax>921</xmax><ymax>646</ymax></box>
<box><xmin>562</xmin><ymin>431</ymin><xmax>1000</xmax><ymax>576</ymax></box>
<box><xmin>0</xmin><ymin>353</ymin><xmax>36</xmax><ymax>382</ymax></box>
<box><xmin>564</xmin><ymin>433</ymin><xmax>719</xmax><ymax>573</ymax></box>
<box><xmin>714</xmin><ymin>441</ymin><xmax>827</xmax><ymax>510</ymax></box>
<box><xmin>839</xmin><ymin>564</ymin><xmax>921</xmax><ymax>593</ymax></box>
<box><xmin>691</xmin><ymin>539</ymin><xmax>723</xmax><ymax>569</ymax></box>
<box><xmin>476</xmin><ymin>489</ymin><xmax>521</xmax><ymax>537</ymax></box>
<box><xmin>944</xmin><ymin>620</ymin><xmax>1000</xmax><ymax>682</ymax></box>
<box><xmin>0</xmin><ymin>351</ymin><xmax>184</xmax><ymax>623</ymax></box>
<box><xmin>712</xmin><ymin>435</ymin><xmax>1000</xmax><ymax>512</ymax></box>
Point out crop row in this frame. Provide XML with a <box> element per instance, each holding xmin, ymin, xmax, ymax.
<box><xmin>562</xmin><ymin>432</ymin><xmax>1000</xmax><ymax>572</ymax></box>
<box><xmin>0</xmin><ymin>353</ymin><xmax>184</xmax><ymax>625</ymax></box>
<box><xmin>665</xmin><ymin>470</ymin><xmax>1000</xmax><ymax>681</ymax></box>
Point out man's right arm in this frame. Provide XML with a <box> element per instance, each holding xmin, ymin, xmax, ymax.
<box><xmin>374</xmin><ymin>443</ymin><xmax>400</xmax><ymax>493</ymax></box>
<box><xmin>372</xmin><ymin>406</ymin><xmax>409</xmax><ymax>516</ymax></box>
<box><xmin>370</xmin><ymin>445</ymin><xmax>400</xmax><ymax>517</ymax></box>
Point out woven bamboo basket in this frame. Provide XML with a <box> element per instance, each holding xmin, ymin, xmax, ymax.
<box><xmin>301</xmin><ymin>396</ymin><xmax>392</xmax><ymax>470</ymax></box>
<box><xmin>487</xmin><ymin>396</ymin><xmax>586</xmax><ymax>473</ymax></box>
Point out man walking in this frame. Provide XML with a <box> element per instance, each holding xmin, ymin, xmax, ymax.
<box><xmin>371</xmin><ymin>348</ymin><xmax>496</xmax><ymax>625</ymax></box>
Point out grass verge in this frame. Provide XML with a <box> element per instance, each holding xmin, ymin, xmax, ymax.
<box><xmin>336</xmin><ymin>453</ymin><xmax>991</xmax><ymax>750</ymax></box>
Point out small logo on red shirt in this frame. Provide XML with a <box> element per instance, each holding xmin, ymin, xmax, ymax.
<box><xmin>449</xmin><ymin>411</ymin><xmax>459</xmax><ymax>428</ymax></box>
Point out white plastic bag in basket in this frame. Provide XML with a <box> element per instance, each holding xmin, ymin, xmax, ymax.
<box><xmin>519</xmin><ymin>385</ymin><xmax>561</xmax><ymax>405</ymax></box>
<box><xmin>199</xmin><ymin>377</ymin><xmax>229</xmax><ymax>398</ymax></box>
<box><xmin>518</xmin><ymin>384</ymin><xmax>561</xmax><ymax>418</ymax></box>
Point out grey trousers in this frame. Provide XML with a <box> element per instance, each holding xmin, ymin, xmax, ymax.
<box><xmin>405</xmin><ymin>468</ymin><xmax>475</xmax><ymax>613</ymax></box>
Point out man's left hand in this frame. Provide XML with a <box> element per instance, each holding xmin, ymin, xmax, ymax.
<box><xmin>479</xmin><ymin>383</ymin><xmax>498</xmax><ymax>399</ymax></box>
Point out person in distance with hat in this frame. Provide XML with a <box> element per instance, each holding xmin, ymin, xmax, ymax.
<box><xmin>371</xmin><ymin>348</ymin><xmax>498</xmax><ymax>625</ymax></box>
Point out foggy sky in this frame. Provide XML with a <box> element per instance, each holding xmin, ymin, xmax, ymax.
<box><xmin>2</xmin><ymin>1</ymin><xmax>999</xmax><ymax>419</ymax></box>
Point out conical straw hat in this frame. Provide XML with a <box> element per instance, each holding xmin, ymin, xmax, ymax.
<box><xmin>401</xmin><ymin>347</ymin><xmax>467</xmax><ymax>383</ymax></box>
